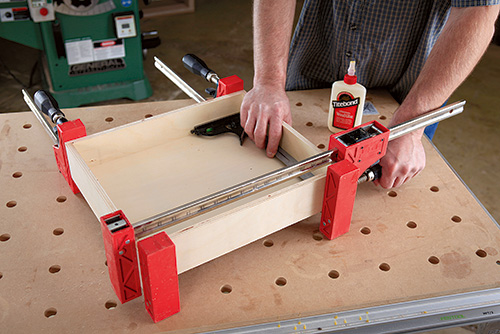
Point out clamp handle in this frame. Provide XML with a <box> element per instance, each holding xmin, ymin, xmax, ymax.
<box><xmin>34</xmin><ymin>90</ymin><xmax>68</xmax><ymax>125</ymax></box>
<box><xmin>182</xmin><ymin>54</ymin><xmax>218</xmax><ymax>84</ymax></box>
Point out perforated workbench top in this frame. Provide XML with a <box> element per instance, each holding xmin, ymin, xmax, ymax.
<box><xmin>1</xmin><ymin>90</ymin><xmax>499</xmax><ymax>333</ymax></box>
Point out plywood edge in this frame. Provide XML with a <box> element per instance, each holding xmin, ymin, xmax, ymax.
<box><xmin>170</xmin><ymin>173</ymin><xmax>326</xmax><ymax>274</ymax></box>
<box><xmin>66</xmin><ymin>143</ymin><xmax>117</xmax><ymax>218</ymax></box>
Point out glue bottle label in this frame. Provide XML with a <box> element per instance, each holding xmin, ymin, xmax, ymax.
<box><xmin>332</xmin><ymin>92</ymin><xmax>360</xmax><ymax>130</ymax></box>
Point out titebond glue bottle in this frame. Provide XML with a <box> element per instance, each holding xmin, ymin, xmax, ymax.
<box><xmin>328</xmin><ymin>61</ymin><xmax>366</xmax><ymax>132</ymax></box>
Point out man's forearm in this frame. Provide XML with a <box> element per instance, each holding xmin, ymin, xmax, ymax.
<box><xmin>253</xmin><ymin>0</ymin><xmax>297</xmax><ymax>89</ymax></box>
<box><xmin>394</xmin><ymin>5</ymin><xmax>500</xmax><ymax>125</ymax></box>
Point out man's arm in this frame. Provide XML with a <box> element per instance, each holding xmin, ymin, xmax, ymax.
<box><xmin>377</xmin><ymin>4</ymin><xmax>500</xmax><ymax>189</ymax></box>
<box><xmin>240</xmin><ymin>0</ymin><xmax>296</xmax><ymax>158</ymax></box>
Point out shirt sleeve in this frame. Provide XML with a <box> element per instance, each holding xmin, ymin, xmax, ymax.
<box><xmin>452</xmin><ymin>0</ymin><xmax>500</xmax><ymax>7</ymax></box>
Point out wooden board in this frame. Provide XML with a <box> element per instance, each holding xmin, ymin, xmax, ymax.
<box><xmin>1</xmin><ymin>89</ymin><xmax>500</xmax><ymax>333</ymax></box>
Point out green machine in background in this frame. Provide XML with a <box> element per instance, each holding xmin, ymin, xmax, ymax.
<box><xmin>0</xmin><ymin>0</ymin><xmax>155</xmax><ymax>107</ymax></box>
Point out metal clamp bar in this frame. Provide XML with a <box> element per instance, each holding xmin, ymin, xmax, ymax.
<box><xmin>154</xmin><ymin>56</ymin><xmax>206</xmax><ymax>103</ymax></box>
<box><xmin>133</xmin><ymin>149</ymin><xmax>334</xmax><ymax>238</ymax></box>
<box><xmin>22</xmin><ymin>89</ymin><xmax>58</xmax><ymax>145</ymax></box>
<box><xmin>389</xmin><ymin>100</ymin><xmax>465</xmax><ymax>141</ymax></box>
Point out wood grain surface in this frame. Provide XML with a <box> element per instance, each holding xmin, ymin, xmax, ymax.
<box><xmin>1</xmin><ymin>89</ymin><xmax>499</xmax><ymax>333</ymax></box>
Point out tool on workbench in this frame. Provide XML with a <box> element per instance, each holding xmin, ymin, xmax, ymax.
<box><xmin>190</xmin><ymin>113</ymin><xmax>247</xmax><ymax>145</ymax></box>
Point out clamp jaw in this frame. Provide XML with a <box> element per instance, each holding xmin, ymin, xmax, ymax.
<box><xmin>321</xmin><ymin>121</ymin><xmax>390</xmax><ymax>240</ymax></box>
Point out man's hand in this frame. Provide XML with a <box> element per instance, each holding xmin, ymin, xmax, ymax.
<box><xmin>375</xmin><ymin>130</ymin><xmax>426</xmax><ymax>189</ymax></box>
<box><xmin>240</xmin><ymin>84</ymin><xmax>292</xmax><ymax>157</ymax></box>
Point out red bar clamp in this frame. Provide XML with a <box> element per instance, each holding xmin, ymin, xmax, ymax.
<box><xmin>320</xmin><ymin>121</ymin><xmax>390</xmax><ymax>240</ymax></box>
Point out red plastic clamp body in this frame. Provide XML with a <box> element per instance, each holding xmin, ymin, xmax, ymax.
<box><xmin>100</xmin><ymin>210</ymin><xmax>142</xmax><ymax>303</ymax></box>
<box><xmin>53</xmin><ymin>120</ymin><xmax>86</xmax><ymax>194</ymax></box>
<box><xmin>216</xmin><ymin>75</ymin><xmax>244</xmax><ymax>97</ymax></box>
<box><xmin>138</xmin><ymin>232</ymin><xmax>180</xmax><ymax>322</ymax></box>
<box><xmin>320</xmin><ymin>121</ymin><xmax>390</xmax><ymax>240</ymax></box>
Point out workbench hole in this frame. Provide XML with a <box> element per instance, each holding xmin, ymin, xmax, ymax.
<box><xmin>317</xmin><ymin>144</ymin><xmax>325</xmax><ymax>149</ymax></box>
<box><xmin>296</xmin><ymin>102</ymin><xmax>303</xmax><ymax>107</ymax></box>
<box><xmin>328</xmin><ymin>270</ymin><xmax>340</xmax><ymax>279</ymax></box>
<box><xmin>263</xmin><ymin>239</ymin><xmax>274</xmax><ymax>247</ymax></box>
<box><xmin>496</xmin><ymin>261</ymin><xmax>500</xmax><ymax>265</ymax></box>
<box><xmin>23</xmin><ymin>123</ymin><xmax>32</xmax><ymax>129</ymax></box>
<box><xmin>428</xmin><ymin>256</ymin><xmax>440</xmax><ymax>264</ymax></box>
<box><xmin>6</xmin><ymin>201</ymin><xmax>17</xmax><ymax>208</ymax></box>
<box><xmin>379</xmin><ymin>263</ymin><xmax>391</xmax><ymax>272</ymax></box>
<box><xmin>12</xmin><ymin>172</ymin><xmax>23</xmax><ymax>178</ymax></box>
<box><xmin>0</xmin><ymin>234</ymin><xmax>10</xmax><ymax>242</ymax></box>
<box><xmin>56</xmin><ymin>196</ymin><xmax>67</xmax><ymax>203</ymax></box>
<box><xmin>378</xmin><ymin>115</ymin><xmax>387</xmax><ymax>120</ymax></box>
<box><xmin>360</xmin><ymin>227</ymin><xmax>371</xmax><ymax>235</ymax></box>
<box><xmin>53</xmin><ymin>228</ymin><xmax>64</xmax><ymax>236</ymax></box>
<box><xmin>49</xmin><ymin>265</ymin><xmax>61</xmax><ymax>274</ymax></box>
<box><xmin>476</xmin><ymin>249</ymin><xmax>487</xmax><ymax>258</ymax></box>
<box><xmin>144</xmin><ymin>114</ymin><xmax>153</xmax><ymax>118</ymax></box>
<box><xmin>105</xmin><ymin>300</ymin><xmax>117</xmax><ymax>310</ymax></box>
<box><xmin>430</xmin><ymin>186</ymin><xmax>440</xmax><ymax>192</ymax></box>
<box><xmin>44</xmin><ymin>308</ymin><xmax>57</xmax><ymax>318</ymax></box>
<box><xmin>275</xmin><ymin>277</ymin><xmax>287</xmax><ymax>286</ymax></box>
<box><xmin>17</xmin><ymin>146</ymin><xmax>27</xmax><ymax>152</ymax></box>
<box><xmin>387</xmin><ymin>191</ymin><xmax>397</xmax><ymax>197</ymax></box>
<box><xmin>306</xmin><ymin>122</ymin><xmax>313</xmax><ymax>127</ymax></box>
<box><xmin>312</xmin><ymin>231</ymin><xmax>324</xmax><ymax>241</ymax></box>
<box><xmin>451</xmin><ymin>215</ymin><xmax>462</xmax><ymax>223</ymax></box>
<box><xmin>406</xmin><ymin>221</ymin><xmax>417</xmax><ymax>229</ymax></box>
<box><xmin>105</xmin><ymin>117</ymin><xmax>114</xmax><ymax>123</ymax></box>
<box><xmin>105</xmin><ymin>260</ymin><xmax>108</xmax><ymax>267</ymax></box>
<box><xmin>0</xmin><ymin>272</ymin><xmax>3</xmax><ymax>279</ymax></box>
<box><xmin>220</xmin><ymin>284</ymin><xmax>232</xmax><ymax>294</ymax></box>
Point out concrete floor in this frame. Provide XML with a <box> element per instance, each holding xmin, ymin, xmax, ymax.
<box><xmin>0</xmin><ymin>1</ymin><xmax>499</xmax><ymax>333</ymax></box>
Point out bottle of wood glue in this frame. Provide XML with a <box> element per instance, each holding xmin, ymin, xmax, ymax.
<box><xmin>328</xmin><ymin>61</ymin><xmax>366</xmax><ymax>132</ymax></box>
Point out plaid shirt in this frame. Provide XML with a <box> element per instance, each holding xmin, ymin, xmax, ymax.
<box><xmin>286</xmin><ymin>0</ymin><xmax>499</xmax><ymax>103</ymax></box>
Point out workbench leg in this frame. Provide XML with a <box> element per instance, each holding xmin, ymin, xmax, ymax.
<box><xmin>320</xmin><ymin>160</ymin><xmax>360</xmax><ymax>240</ymax></box>
<box><xmin>138</xmin><ymin>232</ymin><xmax>180</xmax><ymax>322</ymax></box>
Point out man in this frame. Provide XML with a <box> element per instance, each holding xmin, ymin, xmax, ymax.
<box><xmin>240</xmin><ymin>0</ymin><xmax>499</xmax><ymax>189</ymax></box>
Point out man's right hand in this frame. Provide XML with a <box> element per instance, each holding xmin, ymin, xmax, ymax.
<box><xmin>240</xmin><ymin>84</ymin><xmax>292</xmax><ymax>158</ymax></box>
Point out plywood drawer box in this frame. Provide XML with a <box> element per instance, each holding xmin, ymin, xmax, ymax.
<box><xmin>66</xmin><ymin>91</ymin><xmax>326</xmax><ymax>274</ymax></box>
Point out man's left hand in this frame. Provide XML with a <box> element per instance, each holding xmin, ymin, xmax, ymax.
<box><xmin>375</xmin><ymin>130</ymin><xmax>426</xmax><ymax>189</ymax></box>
